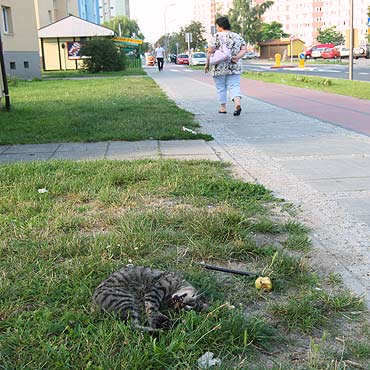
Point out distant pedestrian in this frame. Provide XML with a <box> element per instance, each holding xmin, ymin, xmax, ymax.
<box><xmin>155</xmin><ymin>44</ymin><xmax>165</xmax><ymax>72</ymax></box>
<box><xmin>205</xmin><ymin>17</ymin><xmax>247</xmax><ymax>116</ymax></box>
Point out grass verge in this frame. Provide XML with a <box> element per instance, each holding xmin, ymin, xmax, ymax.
<box><xmin>242</xmin><ymin>71</ymin><xmax>370</xmax><ymax>100</ymax></box>
<box><xmin>0</xmin><ymin>160</ymin><xmax>368</xmax><ymax>369</ymax></box>
<box><xmin>42</xmin><ymin>68</ymin><xmax>146</xmax><ymax>78</ymax></box>
<box><xmin>0</xmin><ymin>77</ymin><xmax>211</xmax><ymax>145</ymax></box>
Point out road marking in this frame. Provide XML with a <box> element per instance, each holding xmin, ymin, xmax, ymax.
<box><xmin>170</xmin><ymin>69</ymin><xmax>181</xmax><ymax>72</ymax></box>
<box><xmin>359</xmin><ymin>72</ymin><xmax>369</xmax><ymax>75</ymax></box>
<box><xmin>183</xmin><ymin>69</ymin><xmax>194</xmax><ymax>73</ymax></box>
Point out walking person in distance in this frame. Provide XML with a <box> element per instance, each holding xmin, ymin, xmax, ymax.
<box><xmin>154</xmin><ymin>44</ymin><xmax>165</xmax><ymax>72</ymax></box>
<box><xmin>205</xmin><ymin>17</ymin><xmax>247</xmax><ymax>116</ymax></box>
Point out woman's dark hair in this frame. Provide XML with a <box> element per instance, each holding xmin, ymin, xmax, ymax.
<box><xmin>216</xmin><ymin>17</ymin><xmax>231</xmax><ymax>30</ymax></box>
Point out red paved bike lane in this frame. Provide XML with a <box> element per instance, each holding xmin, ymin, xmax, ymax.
<box><xmin>191</xmin><ymin>71</ymin><xmax>370</xmax><ymax>136</ymax></box>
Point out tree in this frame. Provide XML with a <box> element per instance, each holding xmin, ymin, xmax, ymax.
<box><xmin>316</xmin><ymin>26</ymin><xmax>345</xmax><ymax>45</ymax></box>
<box><xmin>260</xmin><ymin>21</ymin><xmax>289</xmax><ymax>41</ymax></box>
<box><xmin>80</xmin><ymin>38</ymin><xmax>123</xmax><ymax>73</ymax></box>
<box><xmin>103</xmin><ymin>16</ymin><xmax>143</xmax><ymax>39</ymax></box>
<box><xmin>228</xmin><ymin>0</ymin><xmax>273</xmax><ymax>45</ymax></box>
<box><xmin>156</xmin><ymin>21</ymin><xmax>207</xmax><ymax>53</ymax></box>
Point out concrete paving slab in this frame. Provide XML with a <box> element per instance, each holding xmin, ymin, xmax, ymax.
<box><xmin>107</xmin><ymin>141</ymin><xmax>158</xmax><ymax>157</ymax></box>
<box><xmin>0</xmin><ymin>153</ymin><xmax>51</xmax><ymax>163</ymax></box>
<box><xmin>251</xmin><ymin>135</ymin><xmax>370</xmax><ymax>157</ymax></box>
<box><xmin>57</xmin><ymin>142</ymin><xmax>108</xmax><ymax>152</ymax></box>
<box><xmin>0</xmin><ymin>146</ymin><xmax>10</xmax><ymax>154</ymax></box>
<box><xmin>232</xmin><ymin>120</ymin><xmax>336</xmax><ymax>140</ymax></box>
<box><xmin>281</xmin><ymin>157</ymin><xmax>370</xmax><ymax>180</ymax></box>
<box><xmin>160</xmin><ymin>140</ymin><xmax>215</xmax><ymax>155</ymax></box>
<box><xmin>162</xmin><ymin>154</ymin><xmax>220</xmax><ymax>161</ymax></box>
<box><xmin>3</xmin><ymin>143</ymin><xmax>60</xmax><ymax>154</ymax></box>
<box><xmin>307</xmin><ymin>177</ymin><xmax>370</xmax><ymax>192</ymax></box>
<box><xmin>50</xmin><ymin>152</ymin><xmax>106</xmax><ymax>160</ymax></box>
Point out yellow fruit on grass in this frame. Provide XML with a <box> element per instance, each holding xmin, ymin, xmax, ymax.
<box><xmin>255</xmin><ymin>277</ymin><xmax>273</xmax><ymax>292</ymax></box>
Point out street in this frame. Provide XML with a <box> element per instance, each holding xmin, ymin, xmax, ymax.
<box><xmin>242</xmin><ymin>58</ymin><xmax>370</xmax><ymax>82</ymax></box>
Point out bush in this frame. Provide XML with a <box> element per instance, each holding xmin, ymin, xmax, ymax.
<box><xmin>80</xmin><ymin>38</ymin><xmax>124</xmax><ymax>73</ymax></box>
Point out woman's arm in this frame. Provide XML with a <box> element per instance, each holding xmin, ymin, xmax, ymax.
<box><xmin>231</xmin><ymin>45</ymin><xmax>247</xmax><ymax>64</ymax></box>
<box><xmin>205</xmin><ymin>46</ymin><xmax>215</xmax><ymax>73</ymax></box>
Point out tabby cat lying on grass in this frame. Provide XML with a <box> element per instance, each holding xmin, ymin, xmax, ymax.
<box><xmin>93</xmin><ymin>265</ymin><xmax>207</xmax><ymax>332</ymax></box>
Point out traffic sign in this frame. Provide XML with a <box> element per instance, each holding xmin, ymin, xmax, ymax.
<box><xmin>368</xmin><ymin>17</ymin><xmax>370</xmax><ymax>27</ymax></box>
<box><xmin>289</xmin><ymin>35</ymin><xmax>295</xmax><ymax>41</ymax></box>
<box><xmin>299</xmin><ymin>53</ymin><xmax>305</xmax><ymax>59</ymax></box>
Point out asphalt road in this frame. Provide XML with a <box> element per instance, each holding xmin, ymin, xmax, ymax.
<box><xmin>242</xmin><ymin>58</ymin><xmax>370</xmax><ymax>82</ymax></box>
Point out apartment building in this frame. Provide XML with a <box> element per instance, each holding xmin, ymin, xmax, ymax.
<box><xmin>99</xmin><ymin>0</ymin><xmax>130</xmax><ymax>24</ymax></box>
<box><xmin>195</xmin><ymin>0</ymin><xmax>369</xmax><ymax>47</ymax></box>
<box><xmin>1</xmin><ymin>0</ymin><xmax>41</xmax><ymax>78</ymax></box>
<box><xmin>194</xmin><ymin>0</ymin><xmax>216</xmax><ymax>42</ymax></box>
<box><xmin>254</xmin><ymin>0</ymin><xmax>370</xmax><ymax>46</ymax></box>
<box><xmin>34</xmin><ymin>0</ymin><xmax>79</xmax><ymax>29</ymax></box>
<box><xmin>78</xmin><ymin>0</ymin><xmax>100</xmax><ymax>24</ymax></box>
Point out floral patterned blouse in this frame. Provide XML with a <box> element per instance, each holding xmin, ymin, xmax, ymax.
<box><xmin>208</xmin><ymin>31</ymin><xmax>246</xmax><ymax>77</ymax></box>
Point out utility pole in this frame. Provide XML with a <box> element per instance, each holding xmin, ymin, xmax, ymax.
<box><xmin>0</xmin><ymin>31</ymin><xmax>11</xmax><ymax>111</ymax></box>
<box><xmin>349</xmin><ymin>0</ymin><xmax>354</xmax><ymax>80</ymax></box>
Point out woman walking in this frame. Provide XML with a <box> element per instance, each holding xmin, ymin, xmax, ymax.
<box><xmin>205</xmin><ymin>17</ymin><xmax>247</xmax><ymax>116</ymax></box>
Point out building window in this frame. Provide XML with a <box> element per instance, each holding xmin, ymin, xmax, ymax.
<box><xmin>10</xmin><ymin>62</ymin><xmax>16</xmax><ymax>70</ymax></box>
<box><xmin>24</xmin><ymin>61</ymin><xmax>29</xmax><ymax>69</ymax></box>
<box><xmin>48</xmin><ymin>10</ymin><xmax>52</xmax><ymax>23</ymax></box>
<box><xmin>53</xmin><ymin>0</ymin><xmax>57</xmax><ymax>9</ymax></box>
<box><xmin>1</xmin><ymin>6</ymin><xmax>13</xmax><ymax>34</ymax></box>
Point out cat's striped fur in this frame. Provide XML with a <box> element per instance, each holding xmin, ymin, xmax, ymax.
<box><xmin>93</xmin><ymin>265</ymin><xmax>206</xmax><ymax>332</ymax></box>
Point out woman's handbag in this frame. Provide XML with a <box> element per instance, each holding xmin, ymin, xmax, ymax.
<box><xmin>210</xmin><ymin>43</ymin><xmax>232</xmax><ymax>65</ymax></box>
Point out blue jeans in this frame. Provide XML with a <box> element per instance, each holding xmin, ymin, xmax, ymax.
<box><xmin>213</xmin><ymin>74</ymin><xmax>241</xmax><ymax>104</ymax></box>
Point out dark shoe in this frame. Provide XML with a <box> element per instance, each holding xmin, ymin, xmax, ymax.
<box><xmin>218</xmin><ymin>110</ymin><xmax>227</xmax><ymax>114</ymax></box>
<box><xmin>233</xmin><ymin>105</ymin><xmax>242</xmax><ymax>116</ymax></box>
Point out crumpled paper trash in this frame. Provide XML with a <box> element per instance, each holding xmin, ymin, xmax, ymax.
<box><xmin>197</xmin><ymin>352</ymin><xmax>222</xmax><ymax>368</ymax></box>
<box><xmin>38</xmin><ymin>188</ymin><xmax>48</xmax><ymax>194</ymax></box>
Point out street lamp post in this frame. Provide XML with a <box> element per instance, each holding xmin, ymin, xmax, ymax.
<box><xmin>0</xmin><ymin>31</ymin><xmax>11</xmax><ymax>111</ymax></box>
<box><xmin>164</xmin><ymin>3</ymin><xmax>175</xmax><ymax>52</ymax></box>
<box><xmin>349</xmin><ymin>0</ymin><xmax>354</xmax><ymax>80</ymax></box>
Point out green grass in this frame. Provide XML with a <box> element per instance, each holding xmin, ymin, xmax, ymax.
<box><xmin>0</xmin><ymin>77</ymin><xmax>212</xmax><ymax>145</ymax></box>
<box><xmin>243</xmin><ymin>71</ymin><xmax>370</xmax><ymax>100</ymax></box>
<box><xmin>0</xmin><ymin>160</ymin><xmax>368</xmax><ymax>369</ymax></box>
<box><xmin>42</xmin><ymin>68</ymin><xmax>146</xmax><ymax>78</ymax></box>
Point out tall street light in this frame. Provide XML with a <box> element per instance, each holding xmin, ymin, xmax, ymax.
<box><xmin>349</xmin><ymin>0</ymin><xmax>354</xmax><ymax>80</ymax></box>
<box><xmin>164</xmin><ymin>3</ymin><xmax>175</xmax><ymax>52</ymax></box>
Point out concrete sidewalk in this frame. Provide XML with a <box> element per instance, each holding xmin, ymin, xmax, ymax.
<box><xmin>0</xmin><ymin>140</ymin><xmax>219</xmax><ymax>163</ymax></box>
<box><xmin>145</xmin><ymin>65</ymin><xmax>370</xmax><ymax>307</ymax></box>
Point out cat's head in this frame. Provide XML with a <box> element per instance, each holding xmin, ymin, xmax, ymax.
<box><xmin>171</xmin><ymin>287</ymin><xmax>207</xmax><ymax>311</ymax></box>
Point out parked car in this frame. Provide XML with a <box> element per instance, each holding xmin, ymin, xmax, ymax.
<box><xmin>189</xmin><ymin>52</ymin><xmax>207</xmax><ymax>66</ymax></box>
<box><xmin>176</xmin><ymin>54</ymin><xmax>190</xmax><ymax>65</ymax></box>
<box><xmin>242</xmin><ymin>51</ymin><xmax>259</xmax><ymax>59</ymax></box>
<box><xmin>354</xmin><ymin>44</ymin><xmax>370</xmax><ymax>59</ymax></box>
<box><xmin>305</xmin><ymin>43</ymin><xmax>334</xmax><ymax>59</ymax></box>
<box><xmin>334</xmin><ymin>45</ymin><xmax>350</xmax><ymax>58</ymax></box>
<box><xmin>311</xmin><ymin>47</ymin><xmax>327</xmax><ymax>59</ymax></box>
<box><xmin>321</xmin><ymin>47</ymin><xmax>340</xmax><ymax>59</ymax></box>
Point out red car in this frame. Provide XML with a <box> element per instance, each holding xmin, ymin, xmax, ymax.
<box><xmin>321</xmin><ymin>47</ymin><xmax>340</xmax><ymax>59</ymax></box>
<box><xmin>305</xmin><ymin>43</ymin><xmax>334</xmax><ymax>59</ymax></box>
<box><xmin>176</xmin><ymin>54</ymin><xmax>189</xmax><ymax>65</ymax></box>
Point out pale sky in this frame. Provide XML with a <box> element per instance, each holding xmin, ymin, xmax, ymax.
<box><xmin>130</xmin><ymin>0</ymin><xmax>195</xmax><ymax>43</ymax></box>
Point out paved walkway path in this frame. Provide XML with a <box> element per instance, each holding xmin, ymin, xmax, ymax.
<box><xmin>146</xmin><ymin>64</ymin><xmax>370</xmax><ymax>307</ymax></box>
<box><xmin>2</xmin><ymin>65</ymin><xmax>369</xmax><ymax>307</ymax></box>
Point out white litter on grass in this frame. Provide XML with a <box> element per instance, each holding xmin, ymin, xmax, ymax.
<box><xmin>182</xmin><ymin>126</ymin><xmax>197</xmax><ymax>134</ymax></box>
<box><xmin>38</xmin><ymin>188</ymin><xmax>48</xmax><ymax>194</ymax></box>
<box><xmin>197</xmin><ymin>352</ymin><xmax>222</xmax><ymax>368</ymax></box>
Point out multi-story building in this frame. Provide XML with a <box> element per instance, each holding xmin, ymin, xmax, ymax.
<box><xmin>78</xmin><ymin>0</ymin><xmax>100</xmax><ymax>24</ymax></box>
<box><xmin>99</xmin><ymin>0</ymin><xmax>130</xmax><ymax>24</ymax></box>
<box><xmin>254</xmin><ymin>0</ymin><xmax>370</xmax><ymax>47</ymax></box>
<box><xmin>1</xmin><ymin>0</ymin><xmax>41</xmax><ymax>78</ymax></box>
<box><xmin>34</xmin><ymin>0</ymin><xmax>79</xmax><ymax>29</ymax></box>
<box><xmin>195</xmin><ymin>0</ymin><xmax>369</xmax><ymax>47</ymax></box>
<box><xmin>194</xmin><ymin>0</ymin><xmax>216</xmax><ymax>42</ymax></box>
